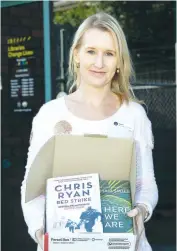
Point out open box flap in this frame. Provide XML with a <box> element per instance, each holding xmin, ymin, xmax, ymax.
<box><xmin>130</xmin><ymin>145</ymin><xmax>136</xmax><ymax>204</ymax></box>
<box><xmin>129</xmin><ymin>145</ymin><xmax>137</xmax><ymax>234</ymax></box>
<box><xmin>25</xmin><ymin>135</ymin><xmax>136</xmax><ymax>204</ymax></box>
<box><xmin>53</xmin><ymin>135</ymin><xmax>134</xmax><ymax>180</ymax></box>
<box><xmin>25</xmin><ymin>137</ymin><xmax>55</xmax><ymax>202</ymax></box>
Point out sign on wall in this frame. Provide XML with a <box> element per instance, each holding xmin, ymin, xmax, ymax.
<box><xmin>7</xmin><ymin>35</ymin><xmax>37</xmax><ymax>112</ymax></box>
<box><xmin>2</xmin><ymin>1</ymin><xmax>46</xmax><ymax>115</ymax></box>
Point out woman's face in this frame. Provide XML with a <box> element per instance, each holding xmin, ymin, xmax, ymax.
<box><xmin>75</xmin><ymin>28</ymin><xmax>118</xmax><ymax>89</ymax></box>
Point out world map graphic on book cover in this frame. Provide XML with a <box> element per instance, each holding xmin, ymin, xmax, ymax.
<box><xmin>100</xmin><ymin>180</ymin><xmax>133</xmax><ymax>233</ymax></box>
<box><xmin>46</xmin><ymin>173</ymin><xmax>103</xmax><ymax>234</ymax></box>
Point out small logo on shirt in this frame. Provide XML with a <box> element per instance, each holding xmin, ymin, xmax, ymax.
<box><xmin>113</xmin><ymin>121</ymin><xmax>133</xmax><ymax>132</ymax></box>
<box><xmin>54</xmin><ymin>120</ymin><xmax>72</xmax><ymax>135</ymax></box>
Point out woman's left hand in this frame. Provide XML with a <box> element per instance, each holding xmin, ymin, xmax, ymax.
<box><xmin>127</xmin><ymin>203</ymin><xmax>148</xmax><ymax>221</ymax></box>
<box><xmin>127</xmin><ymin>204</ymin><xmax>149</xmax><ymax>251</ymax></box>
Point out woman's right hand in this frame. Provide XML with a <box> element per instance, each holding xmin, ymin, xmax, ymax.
<box><xmin>35</xmin><ymin>227</ymin><xmax>44</xmax><ymax>250</ymax></box>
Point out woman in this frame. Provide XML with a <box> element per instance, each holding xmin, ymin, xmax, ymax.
<box><xmin>21</xmin><ymin>12</ymin><xmax>158</xmax><ymax>251</ymax></box>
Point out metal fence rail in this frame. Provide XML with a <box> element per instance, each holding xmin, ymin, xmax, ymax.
<box><xmin>133</xmin><ymin>83</ymin><xmax>176</xmax><ymax>129</ymax></box>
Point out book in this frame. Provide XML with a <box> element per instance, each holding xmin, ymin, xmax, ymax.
<box><xmin>100</xmin><ymin>180</ymin><xmax>133</xmax><ymax>233</ymax></box>
<box><xmin>46</xmin><ymin>173</ymin><xmax>103</xmax><ymax>234</ymax></box>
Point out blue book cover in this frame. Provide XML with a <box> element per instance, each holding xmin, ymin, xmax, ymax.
<box><xmin>100</xmin><ymin>180</ymin><xmax>133</xmax><ymax>233</ymax></box>
<box><xmin>46</xmin><ymin>173</ymin><xmax>103</xmax><ymax>234</ymax></box>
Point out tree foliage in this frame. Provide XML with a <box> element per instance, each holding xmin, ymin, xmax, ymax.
<box><xmin>54</xmin><ymin>2</ymin><xmax>100</xmax><ymax>26</ymax></box>
<box><xmin>54</xmin><ymin>1</ymin><xmax>175</xmax><ymax>47</ymax></box>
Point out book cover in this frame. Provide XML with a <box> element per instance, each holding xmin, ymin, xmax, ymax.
<box><xmin>100</xmin><ymin>180</ymin><xmax>133</xmax><ymax>233</ymax></box>
<box><xmin>46</xmin><ymin>173</ymin><xmax>103</xmax><ymax>234</ymax></box>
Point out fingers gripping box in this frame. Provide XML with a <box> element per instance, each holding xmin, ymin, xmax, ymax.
<box><xmin>25</xmin><ymin>135</ymin><xmax>137</xmax><ymax>251</ymax></box>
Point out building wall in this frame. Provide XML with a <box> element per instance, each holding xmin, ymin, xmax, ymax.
<box><xmin>1</xmin><ymin>2</ymin><xmax>46</xmax><ymax>251</ymax></box>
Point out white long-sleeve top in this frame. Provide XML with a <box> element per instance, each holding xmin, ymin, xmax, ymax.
<box><xmin>21</xmin><ymin>96</ymin><xmax>158</xmax><ymax>247</ymax></box>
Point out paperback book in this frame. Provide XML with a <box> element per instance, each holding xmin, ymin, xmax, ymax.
<box><xmin>100</xmin><ymin>180</ymin><xmax>133</xmax><ymax>233</ymax></box>
<box><xmin>46</xmin><ymin>173</ymin><xmax>103</xmax><ymax>234</ymax></box>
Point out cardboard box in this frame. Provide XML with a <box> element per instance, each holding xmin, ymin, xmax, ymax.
<box><xmin>25</xmin><ymin>135</ymin><xmax>137</xmax><ymax>251</ymax></box>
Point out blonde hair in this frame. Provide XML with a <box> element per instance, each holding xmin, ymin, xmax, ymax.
<box><xmin>68</xmin><ymin>12</ymin><xmax>138</xmax><ymax>103</ymax></box>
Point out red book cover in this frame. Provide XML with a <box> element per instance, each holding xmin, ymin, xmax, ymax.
<box><xmin>44</xmin><ymin>233</ymin><xmax>49</xmax><ymax>251</ymax></box>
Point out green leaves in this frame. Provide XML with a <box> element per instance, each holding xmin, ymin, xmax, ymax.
<box><xmin>54</xmin><ymin>2</ymin><xmax>100</xmax><ymax>26</ymax></box>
